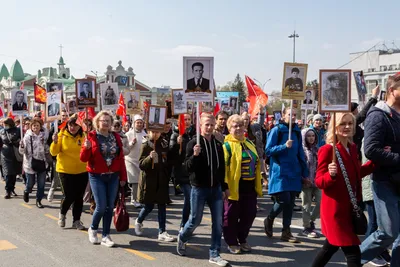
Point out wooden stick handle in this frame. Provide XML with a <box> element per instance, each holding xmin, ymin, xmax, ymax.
<box><xmin>332</xmin><ymin>112</ymin><xmax>336</xmax><ymax>163</ymax></box>
<box><xmin>152</xmin><ymin>158</ymin><xmax>154</xmax><ymax>169</ymax></box>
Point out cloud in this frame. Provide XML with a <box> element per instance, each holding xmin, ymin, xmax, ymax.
<box><xmin>88</xmin><ymin>36</ymin><xmax>106</xmax><ymax>43</ymax></box>
<box><xmin>232</xmin><ymin>34</ymin><xmax>260</xmax><ymax>48</ymax></box>
<box><xmin>154</xmin><ymin>45</ymin><xmax>216</xmax><ymax>60</ymax></box>
<box><xmin>116</xmin><ymin>38</ymin><xmax>143</xmax><ymax>45</ymax></box>
<box><xmin>322</xmin><ymin>43</ymin><xmax>334</xmax><ymax>50</ymax></box>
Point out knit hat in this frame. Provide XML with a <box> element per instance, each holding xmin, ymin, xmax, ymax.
<box><xmin>313</xmin><ymin>114</ymin><xmax>323</xmax><ymax>122</ymax></box>
<box><xmin>351</xmin><ymin>102</ymin><xmax>359</xmax><ymax>112</ymax></box>
<box><xmin>306</xmin><ymin>114</ymin><xmax>314</xmax><ymax>123</ymax></box>
<box><xmin>133</xmin><ymin>114</ymin><xmax>143</xmax><ymax>122</ymax></box>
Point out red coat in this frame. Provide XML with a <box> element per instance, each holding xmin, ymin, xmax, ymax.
<box><xmin>315</xmin><ymin>143</ymin><xmax>374</xmax><ymax>246</ymax></box>
<box><xmin>80</xmin><ymin>131</ymin><xmax>127</xmax><ymax>182</ymax></box>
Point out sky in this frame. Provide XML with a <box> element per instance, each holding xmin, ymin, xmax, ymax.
<box><xmin>1</xmin><ymin>0</ymin><xmax>399</xmax><ymax>94</ymax></box>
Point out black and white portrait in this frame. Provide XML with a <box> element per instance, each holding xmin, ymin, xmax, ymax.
<box><xmin>282</xmin><ymin>62</ymin><xmax>308</xmax><ymax>100</ymax></box>
<box><xmin>76</xmin><ymin>79</ymin><xmax>96</xmax><ymax>107</ymax></box>
<box><xmin>301</xmin><ymin>89</ymin><xmax>316</xmax><ymax>110</ymax></box>
<box><xmin>380</xmin><ymin>90</ymin><xmax>387</xmax><ymax>101</ymax></box>
<box><xmin>242</xmin><ymin>102</ymin><xmax>249</xmax><ymax>113</ymax></box>
<box><xmin>229</xmin><ymin>96</ymin><xmax>238</xmax><ymax>111</ymax></box>
<box><xmin>184</xmin><ymin>57</ymin><xmax>214</xmax><ymax>102</ymax></box>
<box><xmin>11</xmin><ymin>89</ymin><xmax>28</xmax><ymax>115</ymax></box>
<box><xmin>100</xmin><ymin>83</ymin><xmax>119</xmax><ymax>110</ymax></box>
<box><xmin>46</xmin><ymin>91</ymin><xmax>62</xmax><ymax>121</ymax></box>
<box><xmin>123</xmin><ymin>90</ymin><xmax>140</xmax><ymax>114</ymax></box>
<box><xmin>46</xmin><ymin>82</ymin><xmax>63</xmax><ymax>93</ymax></box>
<box><xmin>353</xmin><ymin>71</ymin><xmax>367</xmax><ymax>97</ymax></box>
<box><xmin>68</xmin><ymin>100</ymin><xmax>77</xmax><ymax>114</ymax></box>
<box><xmin>171</xmin><ymin>89</ymin><xmax>187</xmax><ymax>115</ymax></box>
<box><xmin>320</xmin><ymin>70</ymin><xmax>351</xmax><ymax>112</ymax></box>
<box><xmin>147</xmin><ymin>105</ymin><xmax>167</xmax><ymax>132</ymax></box>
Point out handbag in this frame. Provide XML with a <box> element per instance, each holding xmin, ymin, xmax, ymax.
<box><xmin>30</xmin><ymin>136</ymin><xmax>46</xmax><ymax>173</ymax></box>
<box><xmin>335</xmin><ymin>148</ymin><xmax>368</xmax><ymax>235</ymax></box>
<box><xmin>6</xmin><ymin>131</ymin><xmax>23</xmax><ymax>162</ymax></box>
<box><xmin>113</xmin><ymin>188</ymin><xmax>129</xmax><ymax>232</ymax></box>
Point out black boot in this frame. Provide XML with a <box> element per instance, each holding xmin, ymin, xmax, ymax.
<box><xmin>36</xmin><ymin>200</ymin><xmax>44</xmax><ymax>209</ymax></box>
<box><xmin>263</xmin><ymin>216</ymin><xmax>274</xmax><ymax>238</ymax></box>
<box><xmin>23</xmin><ymin>191</ymin><xmax>29</xmax><ymax>203</ymax></box>
<box><xmin>4</xmin><ymin>192</ymin><xmax>11</xmax><ymax>199</ymax></box>
<box><xmin>12</xmin><ymin>190</ymin><xmax>18</xmax><ymax>196</ymax></box>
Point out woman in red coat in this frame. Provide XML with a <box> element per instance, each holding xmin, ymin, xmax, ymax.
<box><xmin>311</xmin><ymin>112</ymin><xmax>374</xmax><ymax>267</ymax></box>
<box><xmin>80</xmin><ymin>111</ymin><xmax>127</xmax><ymax>248</ymax></box>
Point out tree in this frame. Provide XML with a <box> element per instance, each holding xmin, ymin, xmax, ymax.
<box><xmin>216</xmin><ymin>81</ymin><xmax>232</xmax><ymax>91</ymax></box>
<box><xmin>231</xmin><ymin>74</ymin><xmax>247</xmax><ymax>106</ymax></box>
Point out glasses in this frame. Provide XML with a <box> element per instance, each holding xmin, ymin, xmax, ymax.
<box><xmin>99</xmin><ymin>120</ymin><xmax>111</xmax><ymax>123</ymax></box>
<box><xmin>338</xmin><ymin>122</ymin><xmax>353</xmax><ymax>127</ymax></box>
<box><xmin>231</xmin><ymin>124</ymin><xmax>244</xmax><ymax>129</ymax></box>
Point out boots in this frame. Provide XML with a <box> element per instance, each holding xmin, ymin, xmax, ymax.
<box><xmin>4</xmin><ymin>192</ymin><xmax>11</xmax><ymax>199</ymax></box>
<box><xmin>281</xmin><ymin>228</ymin><xmax>299</xmax><ymax>243</ymax></box>
<box><xmin>263</xmin><ymin>216</ymin><xmax>274</xmax><ymax>237</ymax></box>
<box><xmin>23</xmin><ymin>191</ymin><xmax>29</xmax><ymax>203</ymax></box>
<box><xmin>36</xmin><ymin>200</ymin><xmax>44</xmax><ymax>209</ymax></box>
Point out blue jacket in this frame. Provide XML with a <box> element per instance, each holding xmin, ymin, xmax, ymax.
<box><xmin>265</xmin><ymin>122</ymin><xmax>309</xmax><ymax>194</ymax></box>
<box><xmin>310</xmin><ymin>125</ymin><xmax>326</xmax><ymax>148</ymax></box>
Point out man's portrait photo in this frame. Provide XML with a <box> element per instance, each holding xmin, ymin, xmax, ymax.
<box><xmin>171</xmin><ymin>89</ymin><xmax>187</xmax><ymax>115</ymax></box>
<box><xmin>281</xmin><ymin>62</ymin><xmax>308</xmax><ymax>100</ymax></box>
<box><xmin>229</xmin><ymin>96</ymin><xmax>238</xmax><ymax>111</ymax></box>
<box><xmin>79</xmin><ymin>82</ymin><xmax>93</xmax><ymax>99</ymax></box>
<box><xmin>68</xmin><ymin>100</ymin><xmax>77</xmax><ymax>114</ymax></box>
<box><xmin>242</xmin><ymin>102</ymin><xmax>249</xmax><ymax>113</ymax></box>
<box><xmin>320</xmin><ymin>70</ymin><xmax>351</xmax><ymax>112</ymax></box>
<box><xmin>184</xmin><ymin>57</ymin><xmax>214</xmax><ymax>102</ymax></box>
<box><xmin>11</xmin><ymin>89</ymin><xmax>28</xmax><ymax>113</ymax></box>
<box><xmin>47</xmin><ymin>82</ymin><xmax>63</xmax><ymax>92</ymax></box>
<box><xmin>47</xmin><ymin>93</ymin><xmax>60</xmax><ymax>117</ymax></box>
<box><xmin>75</xmin><ymin>79</ymin><xmax>96</xmax><ymax>107</ymax></box>
<box><xmin>353</xmin><ymin>71</ymin><xmax>367</xmax><ymax>97</ymax></box>
<box><xmin>303</xmin><ymin>90</ymin><xmax>313</xmax><ymax>104</ymax></box>
<box><xmin>147</xmin><ymin>105</ymin><xmax>167</xmax><ymax>131</ymax></box>
<box><xmin>100</xmin><ymin>83</ymin><xmax>119</xmax><ymax>110</ymax></box>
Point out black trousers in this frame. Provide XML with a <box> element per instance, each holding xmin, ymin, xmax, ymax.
<box><xmin>5</xmin><ymin>175</ymin><xmax>16</xmax><ymax>193</ymax></box>
<box><xmin>312</xmin><ymin>239</ymin><xmax>361</xmax><ymax>267</ymax></box>
<box><xmin>59</xmin><ymin>172</ymin><xmax>88</xmax><ymax>221</ymax></box>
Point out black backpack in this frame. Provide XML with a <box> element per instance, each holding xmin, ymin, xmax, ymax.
<box><xmin>265</xmin><ymin>125</ymin><xmax>301</xmax><ymax>165</ymax></box>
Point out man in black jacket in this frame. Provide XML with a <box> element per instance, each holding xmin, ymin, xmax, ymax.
<box><xmin>361</xmin><ymin>74</ymin><xmax>400</xmax><ymax>266</ymax></box>
<box><xmin>177</xmin><ymin>113</ymin><xmax>229</xmax><ymax>267</ymax></box>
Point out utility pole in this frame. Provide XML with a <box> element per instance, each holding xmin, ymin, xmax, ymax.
<box><xmin>288</xmin><ymin>31</ymin><xmax>299</xmax><ymax>63</ymax></box>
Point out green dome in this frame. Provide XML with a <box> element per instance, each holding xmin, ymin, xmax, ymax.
<box><xmin>10</xmin><ymin>60</ymin><xmax>25</xmax><ymax>81</ymax></box>
<box><xmin>0</xmin><ymin>64</ymin><xmax>9</xmax><ymax>80</ymax></box>
<box><xmin>58</xmin><ymin>56</ymin><xmax>65</xmax><ymax>65</ymax></box>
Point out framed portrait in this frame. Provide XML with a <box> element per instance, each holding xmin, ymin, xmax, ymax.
<box><xmin>187</xmin><ymin>102</ymin><xmax>194</xmax><ymax>115</ymax></box>
<box><xmin>273</xmin><ymin>111</ymin><xmax>282</xmax><ymax>122</ymax></box>
<box><xmin>75</xmin><ymin>78</ymin><xmax>97</xmax><ymax>107</ymax></box>
<box><xmin>46</xmin><ymin>91</ymin><xmax>62</xmax><ymax>122</ymax></box>
<box><xmin>46</xmin><ymin>82</ymin><xmax>63</xmax><ymax>93</ymax></box>
<box><xmin>229</xmin><ymin>96</ymin><xmax>238</xmax><ymax>112</ymax></box>
<box><xmin>282</xmin><ymin>62</ymin><xmax>308</xmax><ymax>100</ymax></box>
<box><xmin>201</xmin><ymin>102</ymin><xmax>214</xmax><ymax>113</ymax></box>
<box><xmin>100</xmin><ymin>83</ymin><xmax>119</xmax><ymax>110</ymax></box>
<box><xmin>146</xmin><ymin>105</ymin><xmax>167</xmax><ymax>132</ymax></box>
<box><xmin>171</xmin><ymin>89</ymin><xmax>187</xmax><ymax>115</ymax></box>
<box><xmin>183</xmin><ymin>56</ymin><xmax>214</xmax><ymax>102</ymax></box>
<box><xmin>353</xmin><ymin>71</ymin><xmax>367</xmax><ymax>101</ymax></box>
<box><xmin>319</xmin><ymin>69</ymin><xmax>351</xmax><ymax>112</ymax></box>
<box><xmin>67</xmin><ymin>100</ymin><xmax>78</xmax><ymax>114</ymax></box>
<box><xmin>241</xmin><ymin>102</ymin><xmax>249</xmax><ymax>113</ymax></box>
<box><xmin>11</xmin><ymin>88</ymin><xmax>28</xmax><ymax>115</ymax></box>
<box><xmin>124</xmin><ymin>90</ymin><xmax>141</xmax><ymax>115</ymax></box>
<box><xmin>379</xmin><ymin>90</ymin><xmax>387</xmax><ymax>101</ymax></box>
<box><xmin>301</xmin><ymin>88</ymin><xmax>316</xmax><ymax>110</ymax></box>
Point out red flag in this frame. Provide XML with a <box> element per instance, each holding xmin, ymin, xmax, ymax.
<box><xmin>58</xmin><ymin>121</ymin><xmax>67</xmax><ymax>130</ymax></box>
<box><xmin>20</xmin><ymin>82</ymin><xmax>24</xmax><ymax>90</ymax></box>
<box><xmin>116</xmin><ymin>93</ymin><xmax>126</xmax><ymax>117</ymax></box>
<box><xmin>245</xmin><ymin>75</ymin><xmax>268</xmax><ymax>118</ymax></box>
<box><xmin>213</xmin><ymin>102</ymin><xmax>220</xmax><ymax>116</ymax></box>
<box><xmin>34</xmin><ymin>83</ymin><xmax>47</xmax><ymax>104</ymax></box>
<box><xmin>87</xmin><ymin>107</ymin><xmax>96</xmax><ymax>119</ymax></box>
<box><xmin>76</xmin><ymin>111</ymin><xmax>86</xmax><ymax>129</ymax></box>
<box><xmin>178</xmin><ymin>114</ymin><xmax>185</xmax><ymax>136</ymax></box>
<box><xmin>8</xmin><ymin>111</ymin><xmax>14</xmax><ymax>120</ymax></box>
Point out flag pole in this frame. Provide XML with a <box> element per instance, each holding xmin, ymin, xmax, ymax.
<box><xmin>19</xmin><ymin>115</ymin><xmax>23</xmax><ymax>139</ymax></box>
<box><xmin>196</xmin><ymin>102</ymin><xmax>200</xmax><ymax>145</ymax></box>
<box><xmin>85</xmin><ymin>108</ymin><xmax>89</xmax><ymax>133</ymax></box>
<box><xmin>288</xmin><ymin>100</ymin><xmax>293</xmax><ymax>140</ymax></box>
<box><xmin>332</xmin><ymin>112</ymin><xmax>336</xmax><ymax>162</ymax></box>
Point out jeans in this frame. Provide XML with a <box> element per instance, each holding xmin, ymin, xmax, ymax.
<box><xmin>360</xmin><ymin>180</ymin><xmax>400</xmax><ymax>266</ymax></box>
<box><xmin>365</xmin><ymin>201</ymin><xmax>378</xmax><ymax>237</ymax></box>
<box><xmin>59</xmin><ymin>172</ymin><xmax>88</xmax><ymax>221</ymax></box>
<box><xmin>137</xmin><ymin>203</ymin><xmax>167</xmax><ymax>234</ymax></box>
<box><xmin>301</xmin><ymin>187</ymin><xmax>321</xmax><ymax>228</ymax></box>
<box><xmin>89</xmin><ymin>172</ymin><xmax>119</xmax><ymax>237</ymax></box>
<box><xmin>180</xmin><ymin>183</ymin><xmax>191</xmax><ymax>228</ymax></box>
<box><xmin>25</xmin><ymin>172</ymin><xmax>46</xmax><ymax>201</ymax></box>
<box><xmin>5</xmin><ymin>175</ymin><xmax>16</xmax><ymax>193</ymax></box>
<box><xmin>179</xmin><ymin>186</ymin><xmax>223</xmax><ymax>258</ymax></box>
<box><xmin>269</xmin><ymin>191</ymin><xmax>296</xmax><ymax>229</ymax></box>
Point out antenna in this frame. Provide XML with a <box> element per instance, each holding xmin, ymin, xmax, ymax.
<box><xmin>59</xmin><ymin>44</ymin><xmax>64</xmax><ymax>57</ymax></box>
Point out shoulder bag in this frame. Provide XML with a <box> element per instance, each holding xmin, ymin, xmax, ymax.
<box><xmin>6</xmin><ymin>131</ymin><xmax>23</xmax><ymax>162</ymax></box>
<box><xmin>30</xmin><ymin>136</ymin><xmax>46</xmax><ymax>173</ymax></box>
<box><xmin>335</xmin><ymin>147</ymin><xmax>368</xmax><ymax>235</ymax></box>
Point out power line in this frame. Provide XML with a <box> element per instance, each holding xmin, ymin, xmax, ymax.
<box><xmin>337</xmin><ymin>41</ymin><xmax>382</xmax><ymax>69</ymax></box>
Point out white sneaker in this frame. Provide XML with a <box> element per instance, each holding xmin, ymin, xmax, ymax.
<box><xmin>135</xmin><ymin>218</ymin><xmax>143</xmax><ymax>236</ymax></box>
<box><xmin>88</xmin><ymin>227</ymin><xmax>100</xmax><ymax>244</ymax></box>
<box><xmin>158</xmin><ymin>231</ymin><xmax>176</xmax><ymax>242</ymax></box>
<box><xmin>47</xmin><ymin>190</ymin><xmax>54</xmax><ymax>202</ymax></box>
<box><xmin>209</xmin><ymin>256</ymin><xmax>229</xmax><ymax>266</ymax></box>
<box><xmin>101</xmin><ymin>235</ymin><xmax>115</xmax><ymax>248</ymax></box>
<box><xmin>72</xmin><ymin>220</ymin><xmax>85</xmax><ymax>230</ymax></box>
<box><xmin>179</xmin><ymin>227</ymin><xmax>184</xmax><ymax>234</ymax></box>
<box><xmin>58</xmin><ymin>214</ymin><xmax>66</xmax><ymax>228</ymax></box>
<box><xmin>133</xmin><ymin>200</ymin><xmax>142</xmax><ymax>208</ymax></box>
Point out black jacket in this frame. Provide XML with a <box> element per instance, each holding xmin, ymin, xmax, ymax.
<box><xmin>364</xmin><ymin>101</ymin><xmax>400</xmax><ymax>182</ymax></box>
<box><xmin>185</xmin><ymin>135</ymin><xmax>227</xmax><ymax>190</ymax></box>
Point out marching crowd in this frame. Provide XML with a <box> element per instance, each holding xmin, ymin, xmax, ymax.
<box><xmin>1</xmin><ymin>74</ymin><xmax>400</xmax><ymax>267</ymax></box>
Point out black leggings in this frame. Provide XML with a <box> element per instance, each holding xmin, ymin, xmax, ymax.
<box><xmin>311</xmin><ymin>239</ymin><xmax>361</xmax><ymax>267</ymax></box>
<box><xmin>59</xmin><ymin>172</ymin><xmax>88</xmax><ymax>221</ymax></box>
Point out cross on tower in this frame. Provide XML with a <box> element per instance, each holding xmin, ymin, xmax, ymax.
<box><xmin>59</xmin><ymin>44</ymin><xmax>64</xmax><ymax>57</ymax></box>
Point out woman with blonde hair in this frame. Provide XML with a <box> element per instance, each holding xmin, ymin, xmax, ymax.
<box><xmin>80</xmin><ymin>111</ymin><xmax>127</xmax><ymax>248</ymax></box>
<box><xmin>311</xmin><ymin>112</ymin><xmax>375</xmax><ymax>267</ymax></box>
<box><xmin>223</xmin><ymin>114</ymin><xmax>263</xmax><ymax>254</ymax></box>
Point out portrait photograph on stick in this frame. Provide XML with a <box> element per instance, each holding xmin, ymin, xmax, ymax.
<box><xmin>46</xmin><ymin>82</ymin><xmax>63</xmax><ymax>93</ymax></box>
<box><xmin>146</xmin><ymin>105</ymin><xmax>167</xmax><ymax>132</ymax></box>
<box><xmin>67</xmin><ymin>99</ymin><xmax>78</xmax><ymax>114</ymax></box>
<box><xmin>46</xmin><ymin>91</ymin><xmax>62</xmax><ymax>121</ymax></box>
<box><xmin>319</xmin><ymin>69</ymin><xmax>351</xmax><ymax>112</ymax></box>
<box><xmin>301</xmin><ymin>88</ymin><xmax>316</xmax><ymax>110</ymax></box>
<box><xmin>241</xmin><ymin>102</ymin><xmax>249</xmax><ymax>113</ymax></box>
<box><xmin>100</xmin><ymin>83</ymin><xmax>119</xmax><ymax>110</ymax></box>
<box><xmin>183</xmin><ymin>56</ymin><xmax>214</xmax><ymax>102</ymax></box>
<box><xmin>11</xmin><ymin>88</ymin><xmax>28</xmax><ymax>115</ymax></box>
<box><xmin>171</xmin><ymin>89</ymin><xmax>187</xmax><ymax>115</ymax></box>
<box><xmin>353</xmin><ymin>71</ymin><xmax>368</xmax><ymax>102</ymax></box>
<box><xmin>229</xmin><ymin>96</ymin><xmax>238</xmax><ymax>112</ymax></box>
<box><xmin>123</xmin><ymin>90</ymin><xmax>141</xmax><ymax>114</ymax></box>
<box><xmin>282</xmin><ymin>62</ymin><xmax>308</xmax><ymax>100</ymax></box>
<box><xmin>75</xmin><ymin>78</ymin><xmax>96</xmax><ymax>107</ymax></box>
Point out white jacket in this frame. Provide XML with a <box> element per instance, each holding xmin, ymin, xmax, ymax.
<box><xmin>124</xmin><ymin>129</ymin><xmax>147</xmax><ymax>183</ymax></box>
<box><xmin>19</xmin><ymin>130</ymin><xmax>49</xmax><ymax>174</ymax></box>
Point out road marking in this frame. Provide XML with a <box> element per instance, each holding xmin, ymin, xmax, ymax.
<box><xmin>45</xmin><ymin>214</ymin><xmax>59</xmax><ymax>221</ymax></box>
<box><xmin>0</xmin><ymin>240</ymin><xmax>17</xmax><ymax>251</ymax></box>
<box><xmin>125</xmin><ymin>249</ymin><xmax>155</xmax><ymax>260</ymax></box>
<box><xmin>20</xmin><ymin>203</ymin><xmax>33</xmax><ymax>209</ymax></box>
<box><xmin>203</xmin><ymin>217</ymin><xmax>211</xmax><ymax>222</ymax></box>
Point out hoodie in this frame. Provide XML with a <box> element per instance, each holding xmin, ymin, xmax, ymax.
<box><xmin>301</xmin><ymin>128</ymin><xmax>318</xmax><ymax>186</ymax></box>
<box><xmin>364</xmin><ymin>101</ymin><xmax>400</xmax><ymax>181</ymax></box>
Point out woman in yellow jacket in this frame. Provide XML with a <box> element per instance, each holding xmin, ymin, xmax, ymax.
<box><xmin>50</xmin><ymin>114</ymin><xmax>88</xmax><ymax>230</ymax></box>
<box><xmin>222</xmin><ymin>114</ymin><xmax>263</xmax><ymax>254</ymax></box>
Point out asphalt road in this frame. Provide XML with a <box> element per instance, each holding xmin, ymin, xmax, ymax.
<box><xmin>0</xmin><ymin>180</ymin><xmax>376</xmax><ymax>267</ymax></box>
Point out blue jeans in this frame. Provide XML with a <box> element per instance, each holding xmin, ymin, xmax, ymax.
<box><xmin>179</xmin><ymin>186</ymin><xmax>223</xmax><ymax>258</ymax></box>
<box><xmin>25</xmin><ymin>172</ymin><xmax>46</xmax><ymax>201</ymax></box>
<box><xmin>269</xmin><ymin>191</ymin><xmax>296</xmax><ymax>229</ymax></box>
<box><xmin>361</xmin><ymin>180</ymin><xmax>400</xmax><ymax>266</ymax></box>
<box><xmin>89</xmin><ymin>172</ymin><xmax>119</xmax><ymax>237</ymax></box>
<box><xmin>365</xmin><ymin>201</ymin><xmax>378</xmax><ymax>237</ymax></box>
<box><xmin>137</xmin><ymin>203</ymin><xmax>166</xmax><ymax>234</ymax></box>
<box><xmin>180</xmin><ymin>184</ymin><xmax>192</xmax><ymax>228</ymax></box>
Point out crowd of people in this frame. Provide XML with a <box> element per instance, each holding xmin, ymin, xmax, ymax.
<box><xmin>1</xmin><ymin>74</ymin><xmax>400</xmax><ymax>267</ymax></box>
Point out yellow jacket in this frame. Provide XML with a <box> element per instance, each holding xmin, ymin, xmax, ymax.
<box><xmin>223</xmin><ymin>134</ymin><xmax>262</xmax><ymax>201</ymax></box>
<box><xmin>50</xmin><ymin>129</ymin><xmax>87</xmax><ymax>174</ymax></box>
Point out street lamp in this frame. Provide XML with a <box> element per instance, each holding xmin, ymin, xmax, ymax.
<box><xmin>288</xmin><ymin>31</ymin><xmax>299</xmax><ymax>63</ymax></box>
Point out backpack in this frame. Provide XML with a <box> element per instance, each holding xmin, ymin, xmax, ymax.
<box><xmin>265</xmin><ymin>125</ymin><xmax>301</xmax><ymax>165</ymax></box>
<box><xmin>224</xmin><ymin>139</ymin><xmax>256</xmax><ymax>166</ymax></box>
